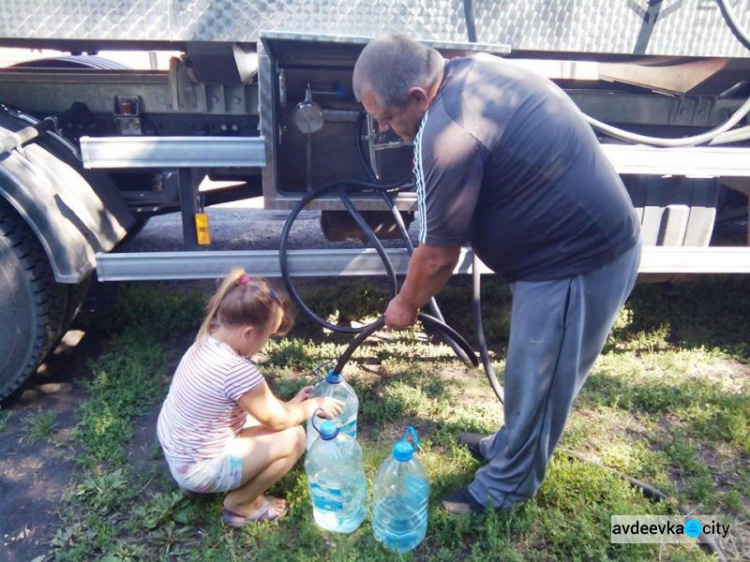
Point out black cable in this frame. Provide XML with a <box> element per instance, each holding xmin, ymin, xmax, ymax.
<box><xmin>717</xmin><ymin>0</ymin><xmax>750</xmax><ymax>52</ymax></box>
<box><xmin>353</xmin><ymin>113</ymin><xmax>474</xmax><ymax>366</ymax></box>
<box><xmin>278</xmin><ymin>178</ymin><xmax>416</xmax><ymax>336</ymax></box>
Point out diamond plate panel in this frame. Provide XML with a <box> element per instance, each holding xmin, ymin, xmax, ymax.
<box><xmin>169</xmin><ymin>0</ymin><xmax>467</xmax><ymax>43</ymax></box>
<box><xmin>474</xmin><ymin>0</ymin><xmax>750</xmax><ymax>58</ymax></box>
<box><xmin>1</xmin><ymin>0</ymin><xmax>749</xmax><ymax>58</ymax></box>
<box><xmin>0</xmin><ymin>0</ymin><xmax>172</xmax><ymax>41</ymax></box>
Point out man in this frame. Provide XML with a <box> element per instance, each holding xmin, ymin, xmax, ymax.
<box><xmin>353</xmin><ymin>35</ymin><xmax>642</xmax><ymax>515</ymax></box>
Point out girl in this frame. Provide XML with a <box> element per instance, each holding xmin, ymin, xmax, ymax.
<box><xmin>157</xmin><ymin>269</ymin><xmax>343</xmax><ymax>526</ymax></box>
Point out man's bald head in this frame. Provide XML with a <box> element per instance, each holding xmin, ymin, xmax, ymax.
<box><xmin>353</xmin><ymin>35</ymin><xmax>444</xmax><ymax>108</ymax></box>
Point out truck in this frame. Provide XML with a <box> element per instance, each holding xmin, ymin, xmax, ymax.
<box><xmin>1</xmin><ymin>0</ymin><xmax>749</xmax><ymax>400</ymax></box>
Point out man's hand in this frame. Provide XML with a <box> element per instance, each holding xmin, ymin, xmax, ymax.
<box><xmin>385</xmin><ymin>294</ymin><xmax>419</xmax><ymax>329</ymax></box>
<box><xmin>385</xmin><ymin>244</ymin><xmax>460</xmax><ymax>330</ymax></box>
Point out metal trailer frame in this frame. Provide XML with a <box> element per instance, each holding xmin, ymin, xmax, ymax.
<box><xmin>95</xmin><ymin>247</ymin><xmax>750</xmax><ymax>281</ymax></box>
<box><xmin>3</xmin><ymin>2</ymin><xmax>750</xmax><ymax>403</ymax></box>
<box><xmin>2</xmin><ymin>12</ymin><xmax>750</xmax><ymax>280</ymax></box>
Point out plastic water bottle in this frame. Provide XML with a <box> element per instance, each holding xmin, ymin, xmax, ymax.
<box><xmin>372</xmin><ymin>427</ymin><xmax>429</xmax><ymax>553</ymax></box>
<box><xmin>305</xmin><ymin>417</ymin><xmax>368</xmax><ymax>533</ymax></box>
<box><xmin>306</xmin><ymin>365</ymin><xmax>359</xmax><ymax>451</ymax></box>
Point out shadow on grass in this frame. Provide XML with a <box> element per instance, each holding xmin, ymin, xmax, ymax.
<box><xmin>616</xmin><ymin>276</ymin><xmax>750</xmax><ymax>359</ymax></box>
<box><xmin>579</xmin><ymin>370</ymin><xmax>749</xmax><ymax>453</ymax></box>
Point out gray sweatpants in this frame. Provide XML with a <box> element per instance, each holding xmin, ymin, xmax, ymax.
<box><xmin>468</xmin><ymin>240</ymin><xmax>641</xmax><ymax>509</ymax></box>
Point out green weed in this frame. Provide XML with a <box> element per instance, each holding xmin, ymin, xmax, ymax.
<box><xmin>0</xmin><ymin>406</ymin><xmax>12</xmax><ymax>433</ymax></box>
<box><xmin>113</xmin><ymin>283</ymin><xmax>206</xmax><ymax>341</ymax></box>
<box><xmin>132</xmin><ymin>491</ymin><xmax>191</xmax><ymax>530</ymax></box>
<box><xmin>74</xmin><ymin>334</ymin><xmax>167</xmax><ymax>465</ymax></box>
<box><xmin>20</xmin><ymin>410</ymin><xmax>58</xmax><ymax>443</ymax></box>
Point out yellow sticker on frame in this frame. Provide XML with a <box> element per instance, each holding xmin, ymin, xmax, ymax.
<box><xmin>195</xmin><ymin>213</ymin><xmax>211</xmax><ymax>245</ymax></box>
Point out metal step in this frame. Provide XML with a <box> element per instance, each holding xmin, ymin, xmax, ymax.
<box><xmin>80</xmin><ymin>136</ymin><xmax>266</xmax><ymax>168</ymax></box>
<box><xmin>80</xmin><ymin>135</ymin><xmax>750</xmax><ymax>177</ymax></box>
<box><xmin>96</xmin><ymin>246</ymin><xmax>750</xmax><ymax>282</ymax></box>
<box><xmin>600</xmin><ymin>144</ymin><xmax>750</xmax><ymax>177</ymax></box>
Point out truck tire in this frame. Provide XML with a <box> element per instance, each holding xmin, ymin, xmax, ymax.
<box><xmin>0</xmin><ymin>201</ymin><xmax>67</xmax><ymax>401</ymax></box>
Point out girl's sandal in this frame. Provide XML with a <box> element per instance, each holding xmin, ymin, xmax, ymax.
<box><xmin>222</xmin><ymin>496</ymin><xmax>289</xmax><ymax>527</ymax></box>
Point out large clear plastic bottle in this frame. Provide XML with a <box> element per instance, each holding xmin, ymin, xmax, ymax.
<box><xmin>306</xmin><ymin>367</ymin><xmax>358</xmax><ymax>451</ymax></box>
<box><xmin>305</xmin><ymin>418</ymin><xmax>368</xmax><ymax>533</ymax></box>
<box><xmin>372</xmin><ymin>427</ymin><xmax>429</xmax><ymax>553</ymax></box>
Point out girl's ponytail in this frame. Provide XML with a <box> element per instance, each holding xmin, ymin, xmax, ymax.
<box><xmin>196</xmin><ymin>268</ymin><xmax>294</xmax><ymax>342</ymax></box>
<box><xmin>196</xmin><ymin>268</ymin><xmax>248</xmax><ymax>342</ymax></box>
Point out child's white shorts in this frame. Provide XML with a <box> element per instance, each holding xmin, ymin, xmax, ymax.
<box><xmin>164</xmin><ymin>448</ymin><xmax>244</xmax><ymax>493</ymax></box>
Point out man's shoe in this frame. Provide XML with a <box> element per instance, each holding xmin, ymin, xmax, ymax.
<box><xmin>458</xmin><ymin>432</ymin><xmax>487</xmax><ymax>461</ymax></box>
<box><xmin>440</xmin><ymin>487</ymin><xmax>485</xmax><ymax>515</ymax></box>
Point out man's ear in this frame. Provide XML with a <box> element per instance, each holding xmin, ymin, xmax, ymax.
<box><xmin>408</xmin><ymin>87</ymin><xmax>429</xmax><ymax>106</ymax></box>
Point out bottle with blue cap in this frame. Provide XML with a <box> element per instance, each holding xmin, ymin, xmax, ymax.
<box><xmin>372</xmin><ymin>427</ymin><xmax>430</xmax><ymax>553</ymax></box>
<box><xmin>306</xmin><ymin>363</ymin><xmax>359</xmax><ymax>451</ymax></box>
<box><xmin>304</xmin><ymin>414</ymin><xmax>368</xmax><ymax>533</ymax></box>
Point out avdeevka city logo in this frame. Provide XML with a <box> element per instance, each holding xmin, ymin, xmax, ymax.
<box><xmin>610</xmin><ymin>515</ymin><xmax>731</xmax><ymax>544</ymax></box>
<box><xmin>684</xmin><ymin>518</ymin><xmax>702</xmax><ymax>538</ymax></box>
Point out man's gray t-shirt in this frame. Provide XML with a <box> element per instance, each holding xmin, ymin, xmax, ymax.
<box><xmin>415</xmin><ymin>54</ymin><xmax>640</xmax><ymax>281</ymax></box>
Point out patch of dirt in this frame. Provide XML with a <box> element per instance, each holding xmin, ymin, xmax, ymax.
<box><xmin>125</xmin><ymin>334</ymin><xmax>195</xmax><ymax>482</ymax></box>
<box><xmin>0</xmin><ymin>204</ymin><xmax>380</xmax><ymax>561</ymax></box>
<box><xmin>0</xmin><ymin>330</ymin><xmax>100</xmax><ymax>562</ymax></box>
<box><xmin>0</xmin><ymin>287</ymin><xmax>201</xmax><ymax>562</ymax></box>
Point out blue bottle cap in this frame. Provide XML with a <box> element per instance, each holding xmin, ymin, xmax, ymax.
<box><xmin>325</xmin><ymin>369</ymin><xmax>342</xmax><ymax>384</ymax></box>
<box><xmin>393</xmin><ymin>440</ymin><xmax>414</xmax><ymax>461</ymax></box>
<box><xmin>319</xmin><ymin>420</ymin><xmax>339</xmax><ymax>440</ymax></box>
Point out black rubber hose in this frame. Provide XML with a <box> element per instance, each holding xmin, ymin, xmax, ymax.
<box><xmin>378</xmin><ymin>190</ymin><xmax>474</xmax><ymax>367</ymax></box>
<box><xmin>338</xmin><ymin>186</ymin><xmax>399</xmax><ymax>298</ymax></box>
<box><xmin>280</xmin><ymin>175</ymin><xmax>478</xmax><ymax>367</ymax></box>
<box><xmin>333</xmin><ymin>314</ymin><xmax>479</xmax><ymax>375</ymax></box>
<box><xmin>355</xmin><ymin>111</ymin><xmax>379</xmax><ymax>183</ymax></box>
<box><xmin>279</xmin><ymin>181</ymin><xmax>476</xmax><ymax>367</ymax></box>
<box><xmin>717</xmin><ymin>0</ymin><xmax>750</xmax><ymax>52</ymax></box>
<box><xmin>279</xmin><ymin>182</ymin><xmax>398</xmax><ymax>334</ymax></box>
<box><xmin>463</xmin><ymin>0</ymin><xmax>478</xmax><ymax>43</ymax></box>
<box><xmin>561</xmin><ymin>449</ymin><xmax>728</xmax><ymax>561</ymax></box>
<box><xmin>472</xmin><ymin>254</ymin><xmax>504</xmax><ymax>403</ymax></box>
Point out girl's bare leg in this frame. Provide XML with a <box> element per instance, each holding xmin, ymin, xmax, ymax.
<box><xmin>223</xmin><ymin>424</ymin><xmax>305</xmax><ymax>516</ymax></box>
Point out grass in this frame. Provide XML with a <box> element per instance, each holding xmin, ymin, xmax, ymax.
<box><xmin>50</xmin><ymin>276</ymin><xmax>750</xmax><ymax>561</ymax></box>
<box><xmin>0</xmin><ymin>407</ymin><xmax>11</xmax><ymax>433</ymax></box>
<box><xmin>20</xmin><ymin>410</ymin><xmax>59</xmax><ymax>444</ymax></box>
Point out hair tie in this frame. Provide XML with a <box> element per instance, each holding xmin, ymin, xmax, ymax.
<box><xmin>238</xmin><ymin>274</ymin><xmax>251</xmax><ymax>284</ymax></box>
<box><xmin>269</xmin><ymin>289</ymin><xmax>280</xmax><ymax>303</ymax></box>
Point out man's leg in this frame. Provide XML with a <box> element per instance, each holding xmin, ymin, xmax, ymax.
<box><xmin>466</xmin><ymin>242</ymin><xmax>640</xmax><ymax>510</ymax></box>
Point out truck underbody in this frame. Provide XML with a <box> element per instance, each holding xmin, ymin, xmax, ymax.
<box><xmin>1</xmin><ymin>0</ymin><xmax>749</xmax><ymax>398</ymax></box>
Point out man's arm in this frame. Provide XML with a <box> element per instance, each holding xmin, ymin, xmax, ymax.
<box><xmin>385</xmin><ymin>243</ymin><xmax>461</xmax><ymax>329</ymax></box>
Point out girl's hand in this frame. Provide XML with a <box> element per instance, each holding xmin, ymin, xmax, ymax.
<box><xmin>316</xmin><ymin>397</ymin><xmax>345</xmax><ymax>418</ymax></box>
<box><xmin>289</xmin><ymin>385</ymin><xmax>314</xmax><ymax>404</ymax></box>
